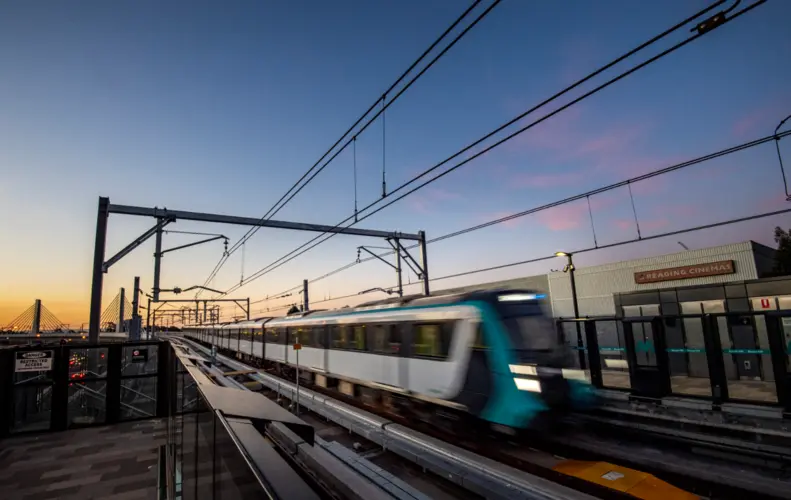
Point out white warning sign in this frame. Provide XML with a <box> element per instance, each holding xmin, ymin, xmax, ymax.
<box><xmin>15</xmin><ymin>350</ymin><xmax>54</xmax><ymax>372</ymax></box>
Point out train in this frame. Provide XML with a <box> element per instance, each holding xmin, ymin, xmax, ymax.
<box><xmin>182</xmin><ymin>289</ymin><xmax>597</xmax><ymax>432</ymax></box>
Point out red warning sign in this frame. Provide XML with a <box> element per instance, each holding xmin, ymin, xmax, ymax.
<box><xmin>760</xmin><ymin>298</ymin><xmax>771</xmax><ymax>309</ymax></box>
<box><xmin>293</xmin><ymin>343</ymin><xmax>302</xmax><ymax>350</ymax></box>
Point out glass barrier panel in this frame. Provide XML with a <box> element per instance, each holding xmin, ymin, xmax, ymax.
<box><xmin>666</xmin><ymin>316</ymin><xmax>711</xmax><ymax>397</ymax></box>
<box><xmin>596</xmin><ymin>320</ymin><xmax>630</xmax><ymax>389</ymax></box>
<box><xmin>120</xmin><ymin>377</ymin><xmax>157</xmax><ymax>420</ymax></box>
<box><xmin>723</xmin><ymin>314</ymin><xmax>777</xmax><ymax>403</ymax></box>
<box><xmin>12</xmin><ymin>384</ymin><xmax>52</xmax><ymax>433</ymax></box>
<box><xmin>214</xmin><ymin>415</ymin><xmax>266</xmax><ymax>499</ymax></box>
<box><xmin>68</xmin><ymin>380</ymin><xmax>107</xmax><ymax>426</ymax></box>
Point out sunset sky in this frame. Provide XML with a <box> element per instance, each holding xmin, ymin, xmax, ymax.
<box><xmin>1</xmin><ymin>0</ymin><xmax>790</xmax><ymax>326</ymax></box>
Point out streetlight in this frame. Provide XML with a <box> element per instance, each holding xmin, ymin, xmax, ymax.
<box><xmin>556</xmin><ymin>251</ymin><xmax>585</xmax><ymax>369</ymax></box>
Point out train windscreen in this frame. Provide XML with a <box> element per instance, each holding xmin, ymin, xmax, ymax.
<box><xmin>495</xmin><ymin>294</ymin><xmax>557</xmax><ymax>351</ymax></box>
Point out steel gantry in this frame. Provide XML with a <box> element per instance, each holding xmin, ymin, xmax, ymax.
<box><xmin>89</xmin><ymin>196</ymin><xmax>429</xmax><ymax>343</ymax></box>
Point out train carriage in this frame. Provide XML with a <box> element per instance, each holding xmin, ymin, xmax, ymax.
<box><xmin>183</xmin><ymin>289</ymin><xmax>597</xmax><ymax>431</ymax></box>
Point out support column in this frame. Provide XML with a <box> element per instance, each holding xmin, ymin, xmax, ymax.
<box><xmin>394</xmin><ymin>242</ymin><xmax>403</xmax><ymax>297</ymax></box>
<box><xmin>131</xmin><ymin>277</ymin><xmax>141</xmax><ymax>340</ymax></box>
<box><xmin>303</xmin><ymin>280</ymin><xmax>309</xmax><ymax>312</ymax></box>
<box><xmin>153</xmin><ymin>218</ymin><xmax>163</xmax><ymax>301</ymax></box>
<box><xmin>89</xmin><ymin>197</ymin><xmax>110</xmax><ymax>343</ymax></box>
<box><xmin>203</xmin><ymin>301</ymin><xmax>207</xmax><ymax>324</ymax></box>
<box><xmin>31</xmin><ymin>299</ymin><xmax>42</xmax><ymax>335</ymax></box>
<box><xmin>195</xmin><ymin>302</ymin><xmax>200</xmax><ymax>326</ymax></box>
<box><xmin>246</xmin><ymin>298</ymin><xmax>250</xmax><ymax>320</ymax></box>
<box><xmin>146</xmin><ymin>298</ymin><xmax>151</xmax><ymax>339</ymax></box>
<box><xmin>418</xmin><ymin>230</ymin><xmax>430</xmax><ymax>296</ymax></box>
<box><xmin>117</xmin><ymin>288</ymin><xmax>125</xmax><ymax>333</ymax></box>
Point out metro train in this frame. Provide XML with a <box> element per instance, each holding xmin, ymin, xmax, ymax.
<box><xmin>182</xmin><ymin>289</ymin><xmax>597</xmax><ymax>431</ymax></box>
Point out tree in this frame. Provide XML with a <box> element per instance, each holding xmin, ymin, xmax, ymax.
<box><xmin>773</xmin><ymin>227</ymin><xmax>791</xmax><ymax>275</ymax></box>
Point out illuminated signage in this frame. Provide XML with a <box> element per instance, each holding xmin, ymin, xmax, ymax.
<box><xmin>634</xmin><ymin>260</ymin><xmax>735</xmax><ymax>284</ymax></box>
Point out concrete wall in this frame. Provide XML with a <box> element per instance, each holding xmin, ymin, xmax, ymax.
<box><xmin>548</xmin><ymin>241</ymin><xmax>762</xmax><ymax>318</ymax></box>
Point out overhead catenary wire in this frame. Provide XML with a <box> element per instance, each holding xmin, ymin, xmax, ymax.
<box><xmin>195</xmin><ymin>0</ymin><xmax>495</xmax><ymax>295</ymax></box>
<box><xmin>222</xmin><ymin>0</ymin><xmax>763</xmax><ymax>296</ymax></box>
<box><xmin>266</xmin><ymin>206</ymin><xmax>791</xmax><ymax>313</ymax></box>
<box><xmin>248</xmin><ymin>127</ymin><xmax>791</xmax><ymax>307</ymax></box>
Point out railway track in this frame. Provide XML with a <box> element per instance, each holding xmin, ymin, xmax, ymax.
<box><xmin>179</xmin><ymin>336</ymin><xmax>791</xmax><ymax>499</ymax></box>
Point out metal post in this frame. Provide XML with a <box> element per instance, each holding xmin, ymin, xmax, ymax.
<box><xmin>418</xmin><ymin>230</ymin><xmax>429</xmax><ymax>296</ymax></box>
<box><xmin>295</xmin><ymin>333</ymin><xmax>300</xmax><ymax>416</ymax></box>
<box><xmin>568</xmin><ymin>255</ymin><xmax>586</xmax><ymax>370</ymax></box>
<box><xmin>146</xmin><ymin>298</ymin><xmax>151</xmax><ymax>339</ymax></box>
<box><xmin>203</xmin><ymin>301</ymin><xmax>207</xmax><ymax>324</ymax></box>
<box><xmin>195</xmin><ymin>301</ymin><xmax>200</xmax><ymax>326</ymax></box>
<box><xmin>31</xmin><ymin>299</ymin><xmax>42</xmax><ymax>335</ymax></box>
<box><xmin>117</xmin><ymin>288</ymin><xmax>125</xmax><ymax>333</ymax></box>
<box><xmin>153</xmin><ymin>218</ymin><xmax>163</xmax><ymax>301</ymax></box>
<box><xmin>394</xmin><ymin>240</ymin><xmax>403</xmax><ymax>297</ymax></box>
<box><xmin>302</xmin><ymin>280</ymin><xmax>309</xmax><ymax>312</ymax></box>
<box><xmin>132</xmin><ymin>277</ymin><xmax>140</xmax><ymax>340</ymax></box>
<box><xmin>246</xmin><ymin>298</ymin><xmax>250</xmax><ymax>320</ymax></box>
<box><xmin>89</xmin><ymin>197</ymin><xmax>110</xmax><ymax>343</ymax></box>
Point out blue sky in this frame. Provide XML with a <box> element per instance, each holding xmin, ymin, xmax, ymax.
<box><xmin>1</xmin><ymin>0</ymin><xmax>790</xmax><ymax>324</ymax></box>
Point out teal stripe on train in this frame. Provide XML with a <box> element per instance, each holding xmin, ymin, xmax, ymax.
<box><xmin>466</xmin><ymin>300</ymin><xmax>546</xmax><ymax>427</ymax></box>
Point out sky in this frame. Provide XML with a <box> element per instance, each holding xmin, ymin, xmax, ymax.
<box><xmin>1</xmin><ymin>0</ymin><xmax>790</xmax><ymax>326</ymax></box>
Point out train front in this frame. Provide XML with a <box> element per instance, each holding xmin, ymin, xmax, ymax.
<box><xmin>478</xmin><ymin>290</ymin><xmax>598</xmax><ymax>430</ymax></box>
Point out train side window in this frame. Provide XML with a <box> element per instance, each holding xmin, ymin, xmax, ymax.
<box><xmin>265</xmin><ymin>329</ymin><xmax>277</xmax><ymax>343</ymax></box>
<box><xmin>331</xmin><ymin>325</ymin><xmax>348</xmax><ymax>349</ymax></box>
<box><xmin>388</xmin><ymin>326</ymin><xmax>401</xmax><ymax>354</ymax></box>
<box><xmin>413</xmin><ymin>323</ymin><xmax>450</xmax><ymax>359</ymax></box>
<box><xmin>352</xmin><ymin>325</ymin><xmax>366</xmax><ymax>351</ymax></box>
<box><xmin>472</xmin><ymin>323</ymin><xmax>487</xmax><ymax>350</ymax></box>
<box><xmin>370</xmin><ymin>324</ymin><xmax>389</xmax><ymax>353</ymax></box>
<box><xmin>312</xmin><ymin>326</ymin><xmax>326</xmax><ymax>348</ymax></box>
<box><xmin>276</xmin><ymin>328</ymin><xmax>287</xmax><ymax>344</ymax></box>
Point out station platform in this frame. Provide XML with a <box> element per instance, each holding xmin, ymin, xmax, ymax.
<box><xmin>1</xmin><ymin>419</ymin><xmax>166</xmax><ymax>500</ymax></box>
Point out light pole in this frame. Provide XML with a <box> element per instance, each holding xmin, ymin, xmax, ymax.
<box><xmin>556</xmin><ymin>252</ymin><xmax>586</xmax><ymax>369</ymax></box>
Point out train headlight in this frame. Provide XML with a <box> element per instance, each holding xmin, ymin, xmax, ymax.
<box><xmin>513</xmin><ymin>377</ymin><xmax>542</xmax><ymax>393</ymax></box>
<box><xmin>509</xmin><ymin>364</ymin><xmax>537</xmax><ymax>376</ymax></box>
<box><xmin>561</xmin><ymin>369</ymin><xmax>588</xmax><ymax>381</ymax></box>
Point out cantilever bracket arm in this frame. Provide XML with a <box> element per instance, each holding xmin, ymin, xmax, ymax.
<box><xmin>103</xmin><ymin>218</ymin><xmax>174</xmax><ymax>272</ymax></box>
<box><xmin>358</xmin><ymin>246</ymin><xmax>397</xmax><ymax>271</ymax></box>
<box><xmin>233</xmin><ymin>300</ymin><xmax>248</xmax><ymax>314</ymax></box>
<box><xmin>159</xmin><ymin>235</ymin><xmax>227</xmax><ymax>256</ymax></box>
<box><xmin>393</xmin><ymin>239</ymin><xmax>425</xmax><ymax>278</ymax></box>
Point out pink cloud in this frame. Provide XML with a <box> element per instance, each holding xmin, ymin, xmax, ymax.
<box><xmin>732</xmin><ymin>96</ymin><xmax>791</xmax><ymax>138</ymax></box>
<box><xmin>536</xmin><ymin>196</ymin><xmax>615</xmax><ymax>232</ymax></box>
<box><xmin>406</xmin><ymin>188</ymin><xmax>459</xmax><ymax>214</ymax></box>
<box><xmin>510</xmin><ymin>171</ymin><xmax>585</xmax><ymax>188</ymax></box>
<box><xmin>478</xmin><ymin>211</ymin><xmax>525</xmax><ymax>229</ymax></box>
<box><xmin>613</xmin><ymin>217</ymin><xmax>669</xmax><ymax>232</ymax></box>
<box><xmin>661</xmin><ymin>204</ymin><xmax>698</xmax><ymax>217</ymax></box>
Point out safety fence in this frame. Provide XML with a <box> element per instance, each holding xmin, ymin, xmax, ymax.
<box><xmin>557</xmin><ymin>310</ymin><xmax>791</xmax><ymax>412</ymax></box>
<box><xmin>0</xmin><ymin>341</ymin><xmax>168</xmax><ymax>436</ymax></box>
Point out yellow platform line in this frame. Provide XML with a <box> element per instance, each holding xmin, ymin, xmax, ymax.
<box><xmin>553</xmin><ymin>460</ymin><xmax>699</xmax><ymax>500</ymax></box>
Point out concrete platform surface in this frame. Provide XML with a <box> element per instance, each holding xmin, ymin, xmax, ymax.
<box><xmin>0</xmin><ymin>419</ymin><xmax>166</xmax><ymax>500</ymax></box>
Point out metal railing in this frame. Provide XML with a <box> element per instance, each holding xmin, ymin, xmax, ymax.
<box><xmin>556</xmin><ymin>311</ymin><xmax>791</xmax><ymax>411</ymax></box>
<box><xmin>0</xmin><ymin>341</ymin><xmax>169</xmax><ymax>436</ymax></box>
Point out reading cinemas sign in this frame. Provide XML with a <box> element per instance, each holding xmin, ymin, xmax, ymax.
<box><xmin>634</xmin><ymin>260</ymin><xmax>735</xmax><ymax>284</ymax></box>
